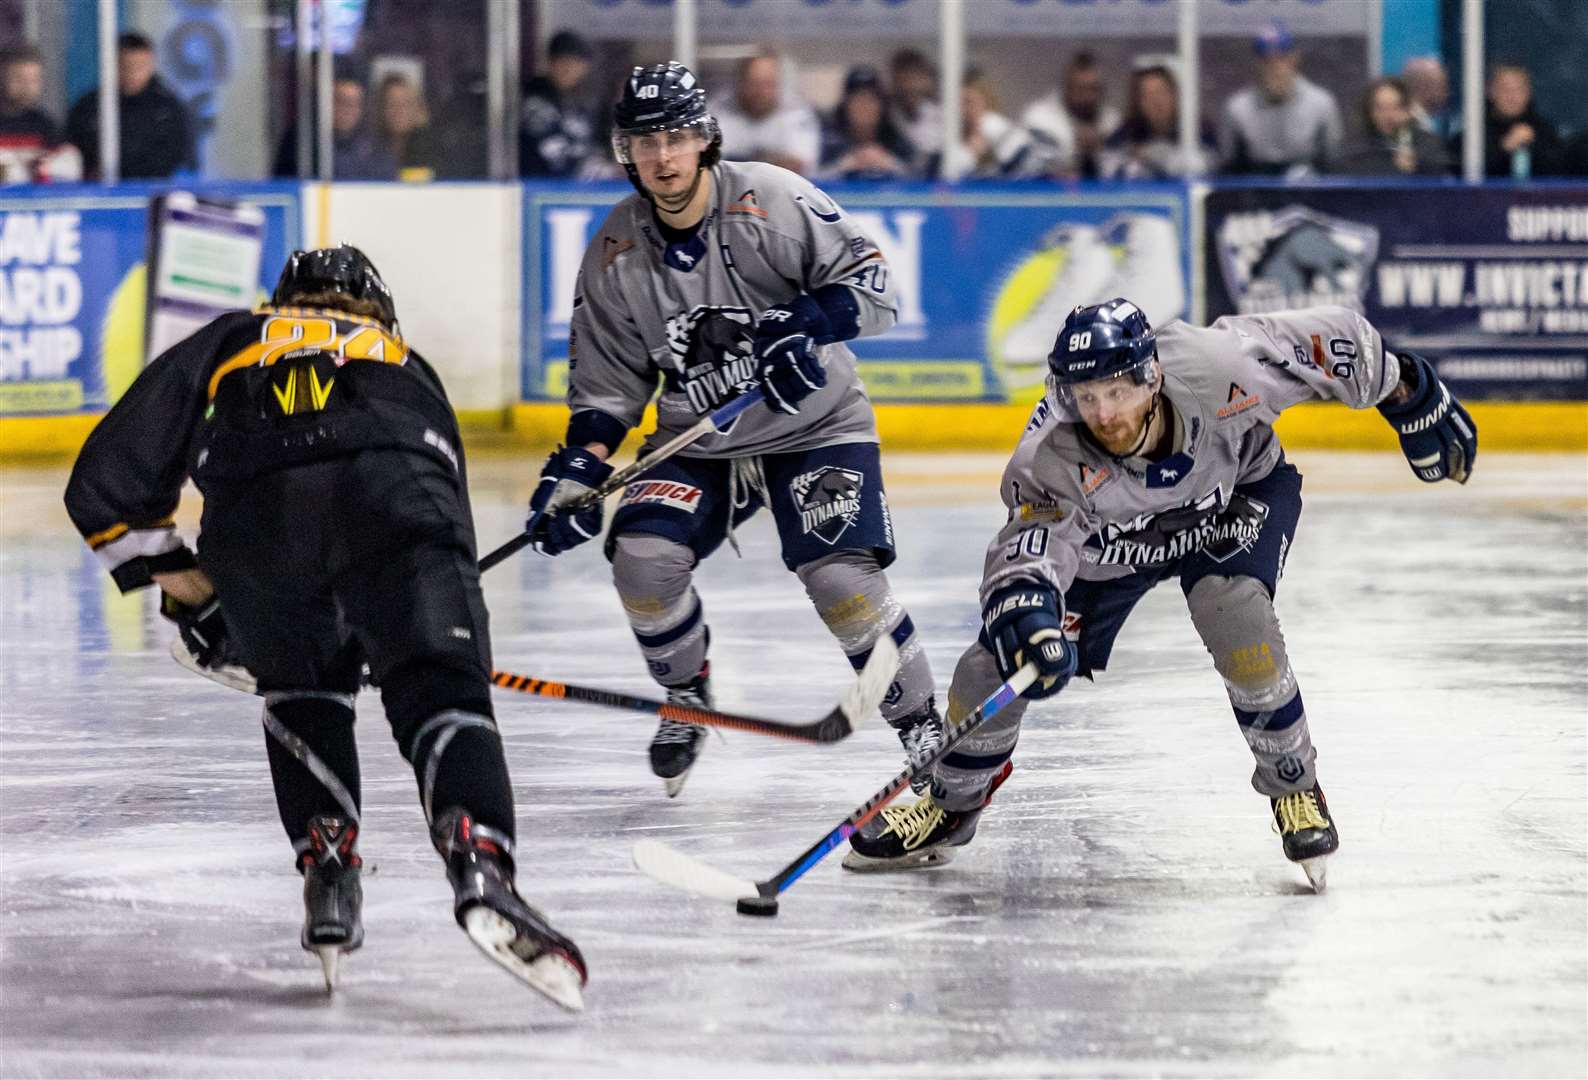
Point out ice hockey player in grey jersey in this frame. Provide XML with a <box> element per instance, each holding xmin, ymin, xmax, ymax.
<box><xmin>526</xmin><ymin>62</ymin><xmax>939</xmax><ymax>796</ymax></box>
<box><xmin>844</xmin><ymin>297</ymin><xmax>1477</xmax><ymax>890</ymax></box>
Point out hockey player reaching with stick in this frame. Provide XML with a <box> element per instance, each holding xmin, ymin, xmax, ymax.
<box><xmin>528</xmin><ymin>62</ymin><xmax>941</xmax><ymax>797</ymax></box>
<box><xmin>844</xmin><ymin>298</ymin><xmax>1477</xmax><ymax>891</ymax></box>
<box><xmin>64</xmin><ymin>246</ymin><xmax>587</xmax><ymax>1008</ymax></box>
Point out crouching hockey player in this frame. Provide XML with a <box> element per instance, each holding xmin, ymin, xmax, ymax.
<box><xmin>528</xmin><ymin>62</ymin><xmax>940</xmax><ymax>797</ymax></box>
<box><xmin>844</xmin><ymin>298</ymin><xmax>1477</xmax><ymax>890</ymax></box>
<box><xmin>64</xmin><ymin>246</ymin><xmax>587</xmax><ymax>1008</ymax></box>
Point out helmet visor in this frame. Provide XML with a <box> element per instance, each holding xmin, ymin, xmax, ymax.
<box><xmin>1050</xmin><ymin>357</ymin><xmax>1156</xmax><ymax>424</ymax></box>
<box><xmin>612</xmin><ymin>119</ymin><xmax>714</xmax><ymax>165</ymax></box>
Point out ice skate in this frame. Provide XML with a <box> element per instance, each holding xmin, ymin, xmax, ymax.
<box><xmin>887</xmin><ymin>694</ymin><xmax>945</xmax><ymax>795</ymax></box>
<box><xmin>1272</xmin><ymin>783</ymin><xmax>1339</xmax><ymax>892</ymax></box>
<box><xmin>434</xmin><ymin>810</ymin><xmax>588</xmax><ymax>1012</ymax></box>
<box><xmin>843</xmin><ymin>761</ymin><xmax>1012</xmax><ymax>872</ymax></box>
<box><xmin>298</xmin><ymin>815</ymin><xmax>363</xmax><ymax>992</ymax></box>
<box><xmin>650</xmin><ymin>664</ymin><xmax>711</xmax><ymax>798</ymax></box>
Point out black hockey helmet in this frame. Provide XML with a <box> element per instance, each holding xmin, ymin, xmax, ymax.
<box><xmin>611</xmin><ymin>62</ymin><xmax>721</xmax><ymax>175</ymax></box>
<box><xmin>272</xmin><ymin>244</ymin><xmax>397</xmax><ymax>330</ymax></box>
<box><xmin>1047</xmin><ymin>297</ymin><xmax>1158</xmax><ymax>404</ymax></box>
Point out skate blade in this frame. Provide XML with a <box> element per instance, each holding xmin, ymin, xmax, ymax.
<box><xmin>840</xmin><ymin>845</ymin><xmax>959</xmax><ymax>873</ymax></box>
<box><xmin>315</xmin><ymin>946</ymin><xmax>341</xmax><ymax>992</ymax></box>
<box><xmin>1300</xmin><ymin>856</ymin><xmax>1328</xmax><ymax>893</ymax></box>
<box><xmin>462</xmin><ymin>907</ymin><xmax>585</xmax><ymax>1012</ymax></box>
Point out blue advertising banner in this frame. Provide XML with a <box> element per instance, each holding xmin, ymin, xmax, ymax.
<box><xmin>1205</xmin><ymin>183</ymin><xmax>1588</xmax><ymax>400</ymax></box>
<box><xmin>0</xmin><ymin>182</ymin><xmax>299</xmax><ymax>417</ymax></box>
<box><xmin>523</xmin><ymin>182</ymin><xmax>1189</xmax><ymax>404</ymax></box>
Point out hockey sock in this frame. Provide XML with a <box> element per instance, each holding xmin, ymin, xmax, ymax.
<box><xmin>261</xmin><ymin>692</ymin><xmax>361</xmax><ymax>851</ymax></box>
<box><xmin>612</xmin><ymin>534</ymin><xmax>710</xmax><ymax>688</ymax></box>
<box><xmin>797</xmin><ymin>551</ymin><xmax>934</xmax><ymax>721</ymax></box>
<box><xmin>403</xmin><ymin>710</ymin><xmax>517</xmax><ymax>843</ymax></box>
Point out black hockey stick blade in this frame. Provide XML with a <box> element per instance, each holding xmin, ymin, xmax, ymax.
<box><xmin>492</xmin><ymin>634</ymin><xmax>898</xmax><ymax>746</ymax></box>
<box><xmin>631</xmin><ymin>664</ymin><xmax>1039</xmax><ymax>910</ymax></box>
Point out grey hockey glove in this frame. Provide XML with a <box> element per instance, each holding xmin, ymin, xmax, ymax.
<box><xmin>528</xmin><ymin>445</ymin><xmax>613</xmax><ymax>556</ymax></box>
<box><xmin>983</xmin><ymin>583</ymin><xmax>1077</xmax><ymax>700</ymax></box>
<box><xmin>1377</xmin><ymin>351</ymin><xmax>1477</xmax><ymax>484</ymax></box>
<box><xmin>161</xmin><ymin>593</ymin><xmax>257</xmax><ymax>693</ymax></box>
<box><xmin>753</xmin><ymin>297</ymin><xmax>827</xmax><ymax>415</ymax></box>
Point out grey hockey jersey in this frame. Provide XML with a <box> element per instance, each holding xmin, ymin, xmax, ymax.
<box><xmin>567</xmin><ymin>159</ymin><xmax>896</xmax><ymax>457</ymax></box>
<box><xmin>982</xmin><ymin>306</ymin><xmax>1399</xmax><ymax>605</ymax></box>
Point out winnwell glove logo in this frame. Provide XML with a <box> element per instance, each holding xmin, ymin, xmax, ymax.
<box><xmin>1216</xmin><ymin>205</ymin><xmax>1379</xmax><ymax>314</ymax></box>
<box><xmin>790</xmin><ymin>466</ymin><xmax>864</xmax><ymax>545</ymax></box>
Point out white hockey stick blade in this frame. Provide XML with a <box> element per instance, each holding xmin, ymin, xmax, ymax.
<box><xmin>632</xmin><ymin>838</ymin><xmax>759</xmax><ymax>904</ymax></box>
<box><xmin>462</xmin><ymin>907</ymin><xmax>585</xmax><ymax>1012</ymax></box>
<box><xmin>841</xmin><ymin>634</ymin><xmax>901</xmax><ymax>732</ymax></box>
<box><xmin>169</xmin><ymin>637</ymin><xmax>258</xmax><ymax>695</ymax></box>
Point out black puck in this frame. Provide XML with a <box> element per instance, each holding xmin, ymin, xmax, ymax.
<box><xmin>735</xmin><ymin>895</ymin><xmax>779</xmax><ymax>917</ymax></box>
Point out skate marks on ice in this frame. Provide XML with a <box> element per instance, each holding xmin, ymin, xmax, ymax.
<box><xmin>2</xmin><ymin>452</ymin><xmax>1585</xmax><ymax>1076</ymax></box>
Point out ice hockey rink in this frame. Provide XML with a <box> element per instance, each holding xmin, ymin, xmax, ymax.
<box><xmin>2</xmin><ymin>449</ymin><xmax>1584</xmax><ymax>1078</ymax></box>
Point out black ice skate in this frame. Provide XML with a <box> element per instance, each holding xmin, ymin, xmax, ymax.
<box><xmin>842</xmin><ymin>761</ymin><xmax>1013</xmax><ymax>872</ymax></box>
<box><xmin>433</xmin><ymin>809</ymin><xmax>588</xmax><ymax>1012</ymax></box>
<box><xmin>649</xmin><ymin>663</ymin><xmax>711</xmax><ymax>798</ymax></box>
<box><xmin>1272</xmin><ymin>783</ymin><xmax>1339</xmax><ymax>893</ymax></box>
<box><xmin>298</xmin><ymin>815</ymin><xmax>363</xmax><ymax>992</ymax></box>
<box><xmin>887</xmin><ymin>695</ymin><xmax>945</xmax><ymax>795</ymax></box>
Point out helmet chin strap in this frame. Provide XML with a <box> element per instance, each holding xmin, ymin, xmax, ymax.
<box><xmin>1119</xmin><ymin>390</ymin><xmax>1163</xmax><ymax>459</ymax></box>
<box><xmin>651</xmin><ymin>164</ymin><xmax>707</xmax><ymax>215</ymax></box>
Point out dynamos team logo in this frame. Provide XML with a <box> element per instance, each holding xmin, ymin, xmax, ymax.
<box><xmin>1216</xmin><ymin>205</ymin><xmax>1379</xmax><ymax>314</ymax></box>
<box><xmin>1086</xmin><ymin>489</ymin><xmax>1269</xmax><ymax>568</ymax></box>
<box><xmin>791</xmin><ymin>466</ymin><xmax>865</xmax><ymax>545</ymax></box>
<box><xmin>664</xmin><ymin>305</ymin><xmax>757</xmax><ymax>419</ymax></box>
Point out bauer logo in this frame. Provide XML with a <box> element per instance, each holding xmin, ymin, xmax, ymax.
<box><xmin>790</xmin><ymin>466</ymin><xmax>864</xmax><ymax>545</ymax></box>
<box><xmin>1216</xmin><ymin>205</ymin><xmax>1378</xmax><ymax>315</ymax></box>
<box><xmin>619</xmin><ymin>480</ymin><xmax>704</xmax><ymax>514</ymax></box>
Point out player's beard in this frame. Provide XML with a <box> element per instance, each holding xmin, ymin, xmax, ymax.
<box><xmin>650</xmin><ymin>165</ymin><xmax>707</xmax><ymax>214</ymax></box>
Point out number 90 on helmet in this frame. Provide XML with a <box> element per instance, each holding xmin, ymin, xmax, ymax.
<box><xmin>1046</xmin><ymin>297</ymin><xmax>1158</xmax><ymax>411</ymax></box>
<box><xmin>610</xmin><ymin>61</ymin><xmax>721</xmax><ymax>168</ymax></box>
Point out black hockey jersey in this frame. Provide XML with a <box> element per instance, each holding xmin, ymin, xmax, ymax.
<box><xmin>65</xmin><ymin>305</ymin><xmax>464</xmax><ymax>593</ymax></box>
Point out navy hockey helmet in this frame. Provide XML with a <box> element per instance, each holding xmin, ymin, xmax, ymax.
<box><xmin>611</xmin><ymin>61</ymin><xmax>721</xmax><ymax>172</ymax></box>
<box><xmin>272</xmin><ymin>244</ymin><xmax>397</xmax><ymax>330</ymax></box>
<box><xmin>1047</xmin><ymin>297</ymin><xmax>1158</xmax><ymax>403</ymax></box>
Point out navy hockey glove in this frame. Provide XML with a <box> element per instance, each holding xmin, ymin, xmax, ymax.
<box><xmin>753</xmin><ymin>300</ymin><xmax>827</xmax><ymax>415</ymax></box>
<box><xmin>1377</xmin><ymin>351</ymin><xmax>1477</xmax><ymax>485</ymax></box>
<box><xmin>983</xmin><ymin>583</ymin><xmax>1078</xmax><ymax>700</ymax></box>
<box><xmin>528</xmin><ymin>445</ymin><xmax>613</xmax><ymax>556</ymax></box>
<box><xmin>161</xmin><ymin>593</ymin><xmax>256</xmax><ymax>693</ymax></box>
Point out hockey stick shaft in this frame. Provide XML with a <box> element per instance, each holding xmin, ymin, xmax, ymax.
<box><xmin>478</xmin><ymin>389</ymin><xmax>766</xmax><ymax>572</ymax></box>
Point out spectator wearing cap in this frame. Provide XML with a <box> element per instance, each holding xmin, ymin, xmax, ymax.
<box><xmin>272</xmin><ymin>70</ymin><xmax>396</xmax><ymax>179</ymax></box>
<box><xmin>887</xmin><ymin>49</ymin><xmax>942</xmax><ymax>170</ymax></box>
<box><xmin>1334</xmin><ymin>77</ymin><xmax>1450</xmax><ymax>177</ymax></box>
<box><xmin>1473</xmin><ymin>62</ymin><xmax>1563</xmax><ymax>178</ymax></box>
<box><xmin>931</xmin><ymin>69</ymin><xmax>1052</xmax><ymax>180</ymax></box>
<box><xmin>521</xmin><ymin>30</ymin><xmax>602</xmax><ymax>178</ymax></box>
<box><xmin>1218</xmin><ymin>21</ymin><xmax>1342</xmax><ymax>176</ymax></box>
<box><xmin>819</xmin><ymin>67</ymin><xmax>916</xmax><ymax>180</ymax></box>
<box><xmin>714</xmin><ymin>50</ymin><xmax>821</xmax><ymax>176</ymax></box>
<box><xmin>1020</xmin><ymin>51</ymin><xmax>1121</xmax><ymax>179</ymax></box>
<box><xmin>1401</xmin><ymin>56</ymin><xmax>1451</xmax><ymax>139</ymax></box>
<box><xmin>0</xmin><ymin>45</ymin><xmax>81</xmax><ymax>183</ymax></box>
<box><xmin>1099</xmin><ymin>58</ymin><xmax>1216</xmax><ymax>180</ymax></box>
<box><xmin>66</xmin><ymin>32</ymin><xmax>195</xmax><ymax>179</ymax></box>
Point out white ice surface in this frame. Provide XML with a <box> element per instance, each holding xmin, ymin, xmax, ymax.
<box><xmin>2</xmin><ymin>451</ymin><xmax>1585</xmax><ymax>1078</ymax></box>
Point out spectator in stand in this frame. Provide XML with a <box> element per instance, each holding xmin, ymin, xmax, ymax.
<box><xmin>272</xmin><ymin>71</ymin><xmax>396</xmax><ymax>180</ymax></box>
<box><xmin>1219</xmin><ymin>20</ymin><xmax>1342</xmax><ymax>177</ymax></box>
<box><xmin>1334</xmin><ymin>77</ymin><xmax>1450</xmax><ymax>177</ymax></box>
<box><xmin>887</xmin><ymin>48</ymin><xmax>942</xmax><ymax>171</ymax></box>
<box><xmin>1474</xmin><ymin>63</ymin><xmax>1563</xmax><ymax>179</ymax></box>
<box><xmin>1401</xmin><ymin>56</ymin><xmax>1451</xmax><ymax>139</ymax></box>
<box><xmin>377</xmin><ymin>73</ymin><xmax>437</xmax><ymax>182</ymax></box>
<box><xmin>1099</xmin><ymin>58</ymin><xmax>1215</xmax><ymax>180</ymax></box>
<box><xmin>0</xmin><ymin>44</ymin><xmax>81</xmax><ymax>183</ymax></box>
<box><xmin>714</xmin><ymin>50</ymin><xmax>820</xmax><ymax>176</ymax></box>
<box><xmin>1021</xmin><ymin>51</ymin><xmax>1120</xmax><ymax>180</ymax></box>
<box><xmin>520</xmin><ymin>29</ymin><xmax>601</xmax><ymax>178</ymax></box>
<box><xmin>932</xmin><ymin>69</ymin><xmax>1051</xmax><ymax>180</ymax></box>
<box><xmin>819</xmin><ymin>66</ymin><xmax>915</xmax><ymax>180</ymax></box>
<box><xmin>66</xmin><ymin>32</ymin><xmax>194</xmax><ymax>179</ymax></box>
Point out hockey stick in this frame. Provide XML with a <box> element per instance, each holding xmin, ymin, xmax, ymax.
<box><xmin>632</xmin><ymin>662</ymin><xmax>1039</xmax><ymax>912</ymax></box>
<box><xmin>478</xmin><ymin>388</ymin><xmax>766</xmax><ymax>572</ymax></box>
<box><xmin>490</xmin><ymin>635</ymin><xmax>898</xmax><ymax>745</ymax></box>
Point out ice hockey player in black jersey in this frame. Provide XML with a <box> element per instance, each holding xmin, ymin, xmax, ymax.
<box><xmin>64</xmin><ymin>245</ymin><xmax>587</xmax><ymax>1009</ymax></box>
<box><xmin>844</xmin><ymin>298</ymin><xmax>1478</xmax><ymax>891</ymax></box>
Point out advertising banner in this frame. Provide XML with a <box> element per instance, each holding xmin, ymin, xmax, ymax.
<box><xmin>1205</xmin><ymin>184</ymin><xmax>1588</xmax><ymax>400</ymax></box>
<box><xmin>523</xmin><ymin>182</ymin><xmax>1189</xmax><ymax>404</ymax></box>
<box><xmin>0</xmin><ymin>183</ymin><xmax>297</xmax><ymax>417</ymax></box>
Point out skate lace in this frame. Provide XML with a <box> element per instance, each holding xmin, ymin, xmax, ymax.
<box><xmin>906</xmin><ymin>716</ymin><xmax>945</xmax><ymax>765</ymax></box>
<box><xmin>879</xmin><ymin>797</ymin><xmax>947</xmax><ymax>851</ymax></box>
<box><xmin>1275</xmin><ymin>790</ymin><xmax>1329</xmax><ymax>834</ymax></box>
<box><xmin>653</xmin><ymin>716</ymin><xmax>703</xmax><ymax>745</ymax></box>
